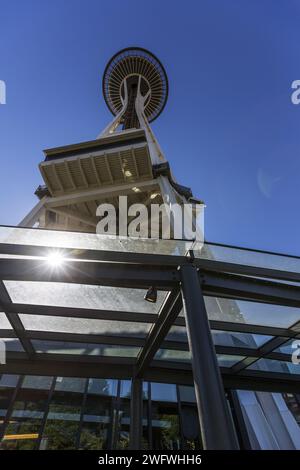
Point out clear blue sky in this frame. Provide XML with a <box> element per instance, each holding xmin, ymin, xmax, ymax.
<box><xmin>1</xmin><ymin>0</ymin><xmax>300</xmax><ymax>255</ymax></box>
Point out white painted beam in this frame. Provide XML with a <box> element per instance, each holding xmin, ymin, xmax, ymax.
<box><xmin>45</xmin><ymin>179</ymin><xmax>159</xmax><ymax>209</ymax></box>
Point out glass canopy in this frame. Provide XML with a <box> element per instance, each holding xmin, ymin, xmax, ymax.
<box><xmin>1</xmin><ymin>224</ymin><xmax>300</xmax><ymax>390</ymax></box>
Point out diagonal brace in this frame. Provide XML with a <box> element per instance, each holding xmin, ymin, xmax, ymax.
<box><xmin>135</xmin><ymin>288</ymin><xmax>182</xmax><ymax>377</ymax></box>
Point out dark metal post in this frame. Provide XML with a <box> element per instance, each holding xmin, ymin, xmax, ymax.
<box><xmin>129</xmin><ymin>378</ymin><xmax>143</xmax><ymax>449</ymax></box>
<box><xmin>180</xmin><ymin>264</ymin><xmax>239</xmax><ymax>449</ymax></box>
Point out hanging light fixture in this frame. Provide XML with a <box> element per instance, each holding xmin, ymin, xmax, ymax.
<box><xmin>144</xmin><ymin>286</ymin><xmax>157</xmax><ymax>303</ymax></box>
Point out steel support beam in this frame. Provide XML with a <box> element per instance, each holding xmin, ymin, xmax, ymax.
<box><xmin>0</xmin><ymin>258</ymin><xmax>178</xmax><ymax>289</ymax></box>
<box><xmin>129</xmin><ymin>378</ymin><xmax>143</xmax><ymax>449</ymax></box>
<box><xmin>180</xmin><ymin>264</ymin><xmax>239</xmax><ymax>450</ymax></box>
<box><xmin>208</xmin><ymin>320</ymin><xmax>295</xmax><ymax>338</ymax></box>
<box><xmin>201</xmin><ymin>270</ymin><xmax>300</xmax><ymax>308</ymax></box>
<box><xmin>2</xmin><ymin>300</ymin><xmax>297</xmax><ymax>338</ymax></box>
<box><xmin>195</xmin><ymin>258</ymin><xmax>300</xmax><ymax>284</ymax></box>
<box><xmin>0</xmin><ymin>282</ymin><xmax>35</xmax><ymax>358</ymax></box>
<box><xmin>1</xmin><ymin>353</ymin><xmax>300</xmax><ymax>393</ymax></box>
<box><xmin>6</xmin><ymin>303</ymin><xmax>158</xmax><ymax>324</ymax></box>
<box><xmin>0</xmin><ymin>241</ymin><xmax>188</xmax><ymax>267</ymax></box>
<box><xmin>25</xmin><ymin>330</ymin><xmax>146</xmax><ymax>348</ymax></box>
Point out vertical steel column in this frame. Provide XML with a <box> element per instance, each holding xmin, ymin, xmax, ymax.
<box><xmin>180</xmin><ymin>264</ymin><xmax>239</xmax><ymax>450</ymax></box>
<box><xmin>129</xmin><ymin>378</ymin><xmax>143</xmax><ymax>450</ymax></box>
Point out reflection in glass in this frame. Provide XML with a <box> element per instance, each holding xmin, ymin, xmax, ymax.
<box><xmin>217</xmin><ymin>355</ymin><xmax>245</xmax><ymax>367</ymax></box>
<box><xmin>154</xmin><ymin>350</ymin><xmax>244</xmax><ymax>368</ymax></box>
<box><xmin>273</xmin><ymin>339</ymin><xmax>299</xmax><ymax>355</ymax></box>
<box><xmin>32</xmin><ymin>340</ymin><xmax>140</xmax><ymax>358</ymax></box>
<box><xmin>87</xmin><ymin>378</ymin><xmax>117</xmax><ymax>397</ymax></box>
<box><xmin>0</xmin><ymin>225</ymin><xmax>192</xmax><ymax>256</ymax></box>
<box><xmin>0</xmin><ymin>338</ymin><xmax>24</xmax><ymax>352</ymax></box>
<box><xmin>1</xmin><ymin>376</ymin><xmax>52</xmax><ymax>450</ymax></box>
<box><xmin>204</xmin><ymin>296</ymin><xmax>300</xmax><ymax>328</ymax></box>
<box><xmin>154</xmin><ymin>349</ymin><xmax>190</xmax><ymax>363</ymax></box>
<box><xmin>283</xmin><ymin>393</ymin><xmax>300</xmax><ymax>426</ymax></box>
<box><xmin>0</xmin><ymin>378</ymin><xmax>16</xmax><ymax>433</ymax></box>
<box><xmin>22</xmin><ymin>375</ymin><xmax>53</xmax><ymax>390</ymax></box>
<box><xmin>0</xmin><ymin>374</ymin><xmax>19</xmax><ymax>387</ymax></box>
<box><xmin>0</xmin><ymin>374</ymin><xmax>204</xmax><ymax>450</ymax></box>
<box><xmin>22</xmin><ymin>315</ymin><xmax>151</xmax><ymax>338</ymax></box>
<box><xmin>166</xmin><ymin>326</ymin><xmax>272</xmax><ymax>350</ymax></box>
<box><xmin>5</xmin><ymin>281</ymin><xmax>165</xmax><ymax>314</ymax></box>
<box><xmin>42</xmin><ymin>377</ymin><xmax>86</xmax><ymax>449</ymax></box>
<box><xmin>178</xmin><ymin>385</ymin><xmax>196</xmax><ymax>404</ymax></box>
<box><xmin>180</xmin><ymin>404</ymin><xmax>202</xmax><ymax>450</ymax></box>
<box><xmin>0</xmin><ymin>313</ymin><xmax>12</xmax><ymax>329</ymax></box>
<box><xmin>194</xmin><ymin>242</ymin><xmax>300</xmax><ymax>274</ymax></box>
<box><xmin>116</xmin><ymin>381</ymin><xmax>131</xmax><ymax>449</ymax></box>
<box><xmin>151</xmin><ymin>383</ymin><xmax>177</xmax><ymax>403</ymax></box>
<box><xmin>212</xmin><ymin>331</ymin><xmax>272</xmax><ymax>349</ymax></box>
<box><xmin>248</xmin><ymin>358</ymin><xmax>300</xmax><ymax>375</ymax></box>
<box><xmin>151</xmin><ymin>384</ymin><xmax>179</xmax><ymax>450</ymax></box>
<box><xmin>80</xmin><ymin>379</ymin><xmax>113</xmax><ymax>450</ymax></box>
